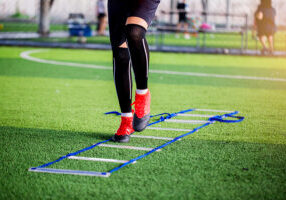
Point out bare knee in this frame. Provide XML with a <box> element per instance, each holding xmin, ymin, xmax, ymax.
<box><xmin>119</xmin><ymin>42</ymin><xmax>128</xmax><ymax>48</ymax></box>
<box><xmin>126</xmin><ymin>17</ymin><xmax>148</xmax><ymax>30</ymax></box>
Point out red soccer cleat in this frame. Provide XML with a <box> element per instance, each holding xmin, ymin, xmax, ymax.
<box><xmin>132</xmin><ymin>89</ymin><xmax>151</xmax><ymax>132</ymax></box>
<box><xmin>111</xmin><ymin>116</ymin><xmax>134</xmax><ymax>143</ymax></box>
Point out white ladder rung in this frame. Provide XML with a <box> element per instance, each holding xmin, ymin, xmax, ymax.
<box><xmin>131</xmin><ymin>135</ymin><xmax>174</xmax><ymax>140</ymax></box>
<box><xmin>165</xmin><ymin>119</ymin><xmax>209</xmax><ymax>124</ymax></box>
<box><xmin>147</xmin><ymin>127</ymin><xmax>193</xmax><ymax>132</ymax></box>
<box><xmin>98</xmin><ymin>144</ymin><xmax>161</xmax><ymax>151</ymax></box>
<box><xmin>177</xmin><ymin>114</ymin><xmax>214</xmax><ymax>117</ymax></box>
<box><xmin>68</xmin><ymin>156</ymin><xmax>136</xmax><ymax>164</ymax></box>
<box><xmin>29</xmin><ymin>168</ymin><xmax>110</xmax><ymax>177</ymax></box>
<box><xmin>195</xmin><ymin>109</ymin><xmax>234</xmax><ymax>113</ymax></box>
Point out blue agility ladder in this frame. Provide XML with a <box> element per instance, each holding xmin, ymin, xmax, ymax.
<box><xmin>29</xmin><ymin>108</ymin><xmax>244</xmax><ymax>177</ymax></box>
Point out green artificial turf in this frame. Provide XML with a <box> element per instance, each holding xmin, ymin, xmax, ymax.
<box><xmin>0</xmin><ymin>22</ymin><xmax>68</xmax><ymax>32</ymax></box>
<box><xmin>0</xmin><ymin>47</ymin><xmax>286</xmax><ymax>200</ymax></box>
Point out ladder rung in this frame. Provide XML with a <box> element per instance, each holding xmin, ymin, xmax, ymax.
<box><xmin>68</xmin><ymin>156</ymin><xmax>136</xmax><ymax>164</ymax></box>
<box><xmin>147</xmin><ymin>127</ymin><xmax>193</xmax><ymax>132</ymax></box>
<box><xmin>195</xmin><ymin>109</ymin><xmax>234</xmax><ymax>113</ymax></box>
<box><xmin>29</xmin><ymin>168</ymin><xmax>110</xmax><ymax>177</ymax></box>
<box><xmin>131</xmin><ymin>135</ymin><xmax>174</xmax><ymax>140</ymax></box>
<box><xmin>177</xmin><ymin>114</ymin><xmax>214</xmax><ymax>117</ymax></box>
<box><xmin>98</xmin><ymin>144</ymin><xmax>161</xmax><ymax>151</ymax></box>
<box><xmin>165</xmin><ymin>119</ymin><xmax>209</xmax><ymax>124</ymax></box>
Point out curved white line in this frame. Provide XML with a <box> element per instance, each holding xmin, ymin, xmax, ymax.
<box><xmin>20</xmin><ymin>49</ymin><xmax>111</xmax><ymax>70</ymax></box>
<box><xmin>20</xmin><ymin>49</ymin><xmax>286</xmax><ymax>82</ymax></box>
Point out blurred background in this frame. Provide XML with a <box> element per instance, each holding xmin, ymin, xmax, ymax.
<box><xmin>0</xmin><ymin>0</ymin><xmax>285</xmax><ymax>55</ymax></box>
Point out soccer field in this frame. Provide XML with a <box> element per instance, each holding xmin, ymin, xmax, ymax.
<box><xmin>0</xmin><ymin>46</ymin><xmax>286</xmax><ymax>199</ymax></box>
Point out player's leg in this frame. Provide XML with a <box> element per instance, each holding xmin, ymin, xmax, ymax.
<box><xmin>176</xmin><ymin>22</ymin><xmax>182</xmax><ymax>38</ymax></box>
<box><xmin>98</xmin><ymin>15</ymin><xmax>106</xmax><ymax>35</ymax></box>
<box><xmin>126</xmin><ymin>0</ymin><xmax>160</xmax><ymax>132</ymax></box>
<box><xmin>101</xmin><ymin>15</ymin><xmax>107</xmax><ymax>35</ymax></box>
<box><xmin>267</xmin><ymin>35</ymin><xmax>274</xmax><ymax>55</ymax></box>
<box><xmin>258</xmin><ymin>35</ymin><xmax>267</xmax><ymax>55</ymax></box>
<box><xmin>126</xmin><ymin>17</ymin><xmax>149</xmax><ymax>90</ymax></box>
<box><xmin>96</xmin><ymin>15</ymin><xmax>100</xmax><ymax>32</ymax></box>
<box><xmin>183</xmin><ymin>21</ymin><xmax>190</xmax><ymax>39</ymax></box>
<box><xmin>108</xmin><ymin>0</ymin><xmax>134</xmax><ymax>143</ymax></box>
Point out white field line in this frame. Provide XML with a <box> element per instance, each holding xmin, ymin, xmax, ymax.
<box><xmin>98</xmin><ymin>144</ymin><xmax>161</xmax><ymax>151</ymax></box>
<box><xmin>147</xmin><ymin>127</ymin><xmax>193</xmax><ymax>132</ymax></box>
<box><xmin>20</xmin><ymin>49</ymin><xmax>110</xmax><ymax>70</ymax></box>
<box><xmin>28</xmin><ymin>168</ymin><xmax>110</xmax><ymax>177</ymax></box>
<box><xmin>131</xmin><ymin>135</ymin><xmax>174</xmax><ymax>140</ymax></box>
<box><xmin>178</xmin><ymin>114</ymin><xmax>214</xmax><ymax>117</ymax></box>
<box><xmin>20</xmin><ymin>49</ymin><xmax>286</xmax><ymax>82</ymax></box>
<box><xmin>165</xmin><ymin>119</ymin><xmax>210</xmax><ymax>124</ymax></box>
<box><xmin>150</xmin><ymin>69</ymin><xmax>286</xmax><ymax>82</ymax></box>
<box><xmin>68</xmin><ymin>156</ymin><xmax>136</xmax><ymax>164</ymax></box>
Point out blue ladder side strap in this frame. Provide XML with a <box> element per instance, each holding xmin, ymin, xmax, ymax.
<box><xmin>104</xmin><ymin>111</ymin><xmax>121</xmax><ymax>115</ymax></box>
<box><xmin>175</xmin><ymin>109</ymin><xmax>195</xmax><ymax>114</ymax></box>
<box><xmin>208</xmin><ymin>111</ymin><xmax>244</xmax><ymax>123</ymax></box>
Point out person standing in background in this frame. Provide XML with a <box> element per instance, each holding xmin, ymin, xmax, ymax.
<box><xmin>96</xmin><ymin>0</ymin><xmax>107</xmax><ymax>35</ymax></box>
<box><xmin>253</xmin><ymin>0</ymin><xmax>276</xmax><ymax>55</ymax></box>
<box><xmin>176</xmin><ymin>0</ymin><xmax>190</xmax><ymax>39</ymax></box>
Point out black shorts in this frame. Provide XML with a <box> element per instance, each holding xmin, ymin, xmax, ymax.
<box><xmin>179</xmin><ymin>14</ymin><xmax>187</xmax><ymax>23</ymax></box>
<box><xmin>108</xmin><ymin>0</ymin><xmax>160</xmax><ymax>48</ymax></box>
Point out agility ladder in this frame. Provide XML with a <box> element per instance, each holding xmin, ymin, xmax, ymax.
<box><xmin>29</xmin><ymin>108</ymin><xmax>244</xmax><ymax>177</ymax></box>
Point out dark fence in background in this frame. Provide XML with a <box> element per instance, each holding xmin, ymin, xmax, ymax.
<box><xmin>0</xmin><ymin>10</ymin><xmax>285</xmax><ymax>54</ymax></box>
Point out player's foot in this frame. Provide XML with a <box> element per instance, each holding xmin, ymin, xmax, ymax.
<box><xmin>132</xmin><ymin>89</ymin><xmax>151</xmax><ymax>132</ymax></box>
<box><xmin>111</xmin><ymin>116</ymin><xmax>134</xmax><ymax>143</ymax></box>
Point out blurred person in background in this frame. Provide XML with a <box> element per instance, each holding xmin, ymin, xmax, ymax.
<box><xmin>108</xmin><ymin>0</ymin><xmax>160</xmax><ymax>143</ymax></box>
<box><xmin>253</xmin><ymin>0</ymin><xmax>276</xmax><ymax>55</ymax></box>
<box><xmin>176</xmin><ymin>0</ymin><xmax>190</xmax><ymax>39</ymax></box>
<box><xmin>96</xmin><ymin>0</ymin><xmax>107</xmax><ymax>35</ymax></box>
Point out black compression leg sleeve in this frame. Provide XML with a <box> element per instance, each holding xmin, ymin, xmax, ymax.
<box><xmin>126</xmin><ymin>24</ymin><xmax>149</xmax><ymax>90</ymax></box>
<box><xmin>113</xmin><ymin>47</ymin><xmax>132</xmax><ymax>113</ymax></box>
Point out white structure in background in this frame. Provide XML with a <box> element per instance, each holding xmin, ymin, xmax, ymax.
<box><xmin>0</xmin><ymin>0</ymin><xmax>285</xmax><ymax>26</ymax></box>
